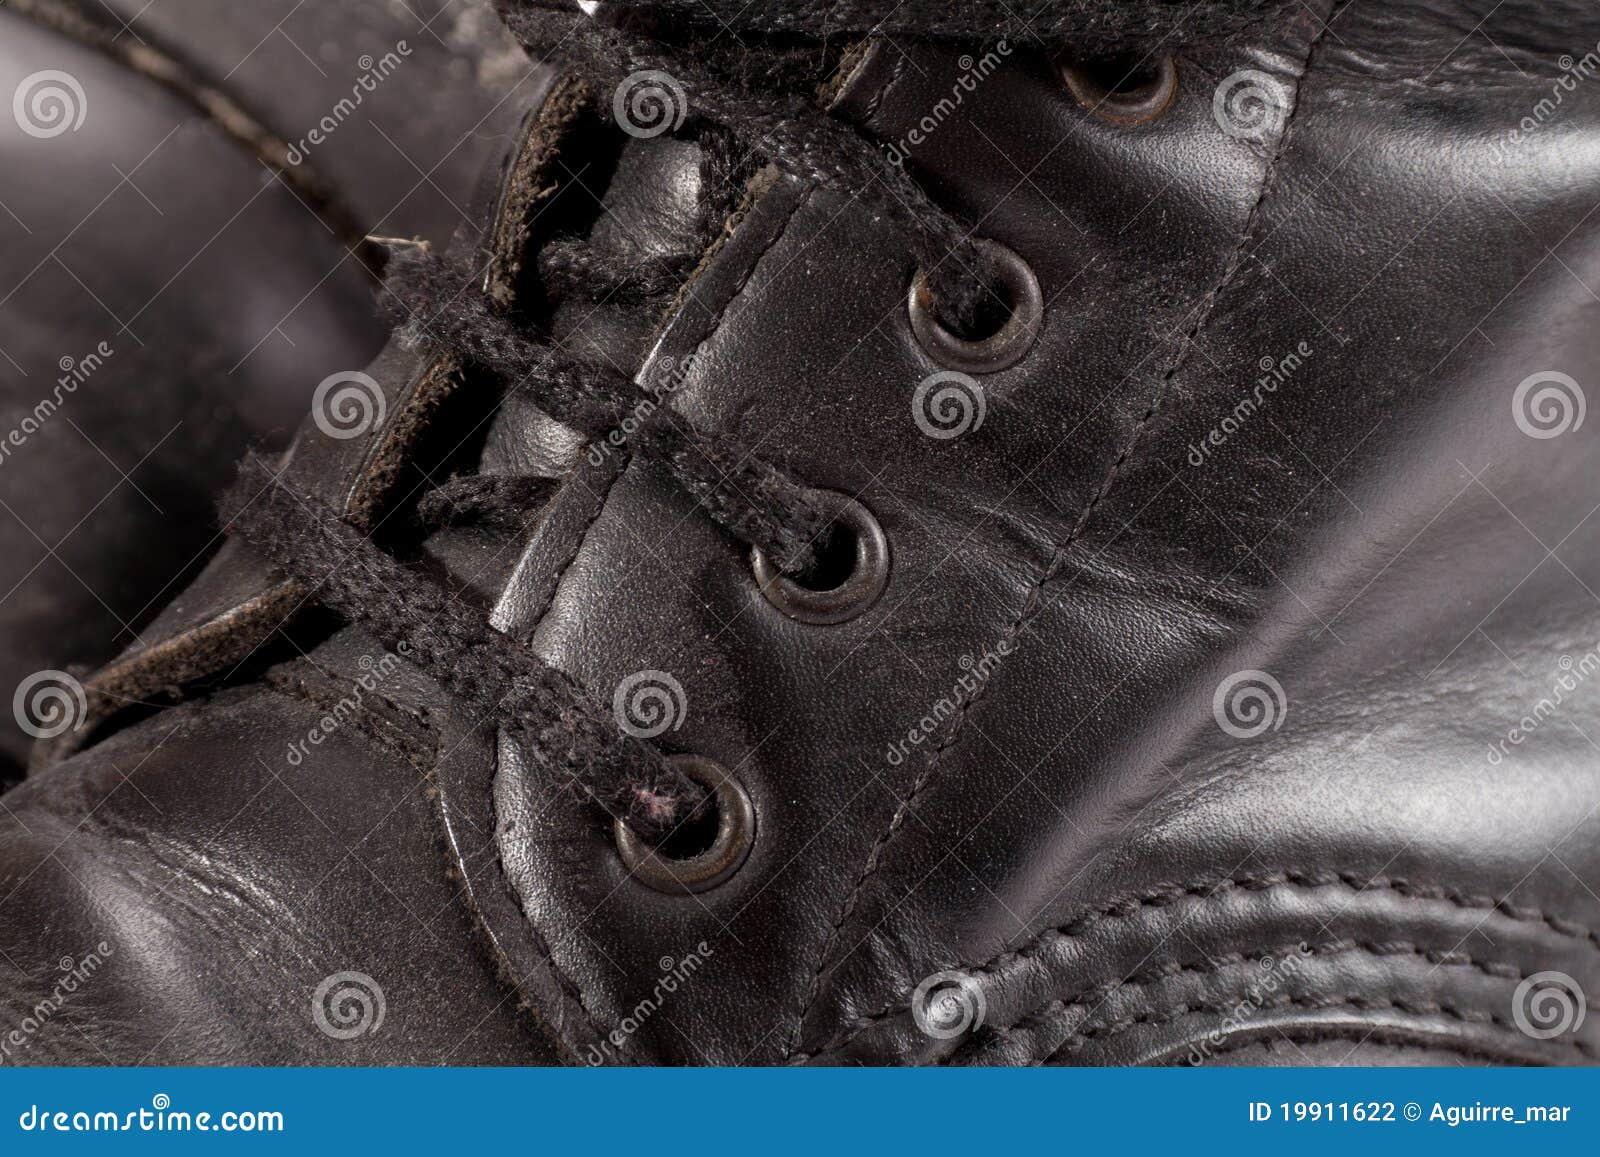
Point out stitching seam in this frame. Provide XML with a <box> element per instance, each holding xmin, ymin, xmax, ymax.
<box><xmin>861</xmin><ymin>48</ymin><xmax>910</xmax><ymax>125</ymax></box>
<box><xmin>497</xmin><ymin>181</ymin><xmax>814</xmax><ymax>1063</ymax></box>
<box><xmin>9</xmin><ymin>0</ymin><xmax>378</xmax><ymax>276</ymax></box>
<box><xmin>1038</xmin><ymin>993</ymin><xmax>1596</xmax><ymax>1064</ymax></box>
<box><xmin>802</xmin><ymin>867</ymin><xmax>1600</xmax><ymax>1060</ymax></box>
<box><xmin>1180</xmin><ymin>1030</ymin><xmax>1528</xmax><ymax>1068</ymax></box>
<box><xmin>942</xmin><ymin>937</ymin><xmax>1595</xmax><ymax>1064</ymax></box>
<box><xmin>519</xmin><ymin>184</ymin><xmax>814</xmax><ymax>634</ymax></box>
<box><xmin>787</xmin><ymin>4</ymin><xmax>1339</xmax><ymax>1061</ymax></box>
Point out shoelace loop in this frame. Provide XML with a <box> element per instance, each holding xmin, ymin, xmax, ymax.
<box><xmin>228</xmin><ymin>1</ymin><xmax>1052</xmax><ymax>845</ymax></box>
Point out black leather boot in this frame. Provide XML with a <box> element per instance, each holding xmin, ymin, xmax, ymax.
<box><xmin>2</xmin><ymin>0</ymin><xmax>1598</xmax><ymax>1067</ymax></box>
<box><xmin>0</xmin><ymin>0</ymin><xmax>529</xmax><ymax>783</ymax></box>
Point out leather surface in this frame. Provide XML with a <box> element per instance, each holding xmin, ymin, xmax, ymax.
<box><xmin>95</xmin><ymin>0</ymin><xmax>536</xmax><ymax>246</ymax></box>
<box><xmin>0</xmin><ymin>0</ymin><xmax>532</xmax><ymax>778</ymax></box>
<box><xmin>479</xmin><ymin>0</ymin><xmax>1600</xmax><ymax>1065</ymax></box>
<box><xmin>0</xmin><ymin>7</ymin><xmax>376</xmax><ymax>777</ymax></box>
<box><xmin>3</xmin><ymin>0</ymin><xmax>1599</xmax><ymax>1067</ymax></box>
<box><xmin>0</xmin><ymin>635</ymin><xmax>557</xmax><ymax>1063</ymax></box>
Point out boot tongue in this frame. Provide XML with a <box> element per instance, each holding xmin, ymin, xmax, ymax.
<box><xmin>477</xmin><ymin>130</ymin><xmax>714</xmax><ymax>479</ymax></box>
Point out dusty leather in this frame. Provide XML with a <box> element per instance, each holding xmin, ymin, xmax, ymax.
<box><xmin>2</xmin><ymin>0</ymin><xmax>1598</xmax><ymax>1067</ymax></box>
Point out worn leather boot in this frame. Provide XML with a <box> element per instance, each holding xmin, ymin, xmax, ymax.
<box><xmin>0</xmin><ymin>0</ymin><xmax>529</xmax><ymax>783</ymax></box>
<box><xmin>2</xmin><ymin>0</ymin><xmax>1598</xmax><ymax>1067</ymax></box>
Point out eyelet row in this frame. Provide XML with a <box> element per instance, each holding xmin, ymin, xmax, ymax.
<box><xmin>622</xmin><ymin>493</ymin><xmax>889</xmax><ymax>892</ymax></box>
<box><xmin>617</xmin><ymin>51</ymin><xmax>1180</xmax><ymax>893</ymax></box>
<box><xmin>901</xmin><ymin>54</ymin><xmax>1181</xmax><ymax>377</ymax></box>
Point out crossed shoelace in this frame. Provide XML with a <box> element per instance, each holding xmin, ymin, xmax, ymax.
<box><xmin>227</xmin><ymin>0</ymin><xmax>1268</xmax><ymax>845</ymax></box>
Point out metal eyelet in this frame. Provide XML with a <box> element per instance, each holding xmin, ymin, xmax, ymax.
<box><xmin>750</xmin><ymin>490</ymin><xmax>890</xmax><ymax>625</ymax></box>
<box><xmin>614</xmin><ymin>755</ymin><xmax>754</xmax><ymax>894</ymax></box>
<box><xmin>908</xmin><ymin>239</ymin><xmax>1042</xmax><ymax>374</ymax></box>
<box><xmin>1060</xmin><ymin>53</ymin><xmax>1178</xmax><ymax>127</ymax></box>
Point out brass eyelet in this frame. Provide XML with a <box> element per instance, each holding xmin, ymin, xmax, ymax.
<box><xmin>750</xmin><ymin>490</ymin><xmax>890</xmax><ymax>625</ymax></box>
<box><xmin>1061</xmin><ymin>53</ymin><xmax>1179</xmax><ymax>127</ymax></box>
<box><xmin>614</xmin><ymin>755</ymin><xmax>754</xmax><ymax>894</ymax></box>
<box><xmin>908</xmin><ymin>239</ymin><xmax>1042</xmax><ymax>375</ymax></box>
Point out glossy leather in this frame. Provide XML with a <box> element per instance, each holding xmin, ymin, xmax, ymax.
<box><xmin>0</xmin><ymin>0</ymin><xmax>529</xmax><ymax>778</ymax></box>
<box><xmin>3</xmin><ymin>0</ymin><xmax>1598</xmax><ymax>1066</ymax></box>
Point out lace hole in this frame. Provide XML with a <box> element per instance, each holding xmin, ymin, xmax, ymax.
<box><xmin>750</xmin><ymin>490</ymin><xmax>890</xmax><ymax>625</ymax></box>
<box><xmin>1060</xmin><ymin>52</ymin><xmax>1178</xmax><ymax>127</ymax></box>
<box><xmin>614</xmin><ymin>755</ymin><xmax>754</xmax><ymax>894</ymax></box>
<box><xmin>908</xmin><ymin>239</ymin><xmax>1042</xmax><ymax>374</ymax></box>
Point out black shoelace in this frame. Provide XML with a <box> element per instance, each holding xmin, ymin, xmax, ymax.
<box><xmin>226</xmin><ymin>0</ymin><xmax>1273</xmax><ymax>847</ymax></box>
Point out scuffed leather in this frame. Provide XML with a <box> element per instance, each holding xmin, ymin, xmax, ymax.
<box><xmin>0</xmin><ymin>647</ymin><xmax>557</xmax><ymax>1063</ymax></box>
